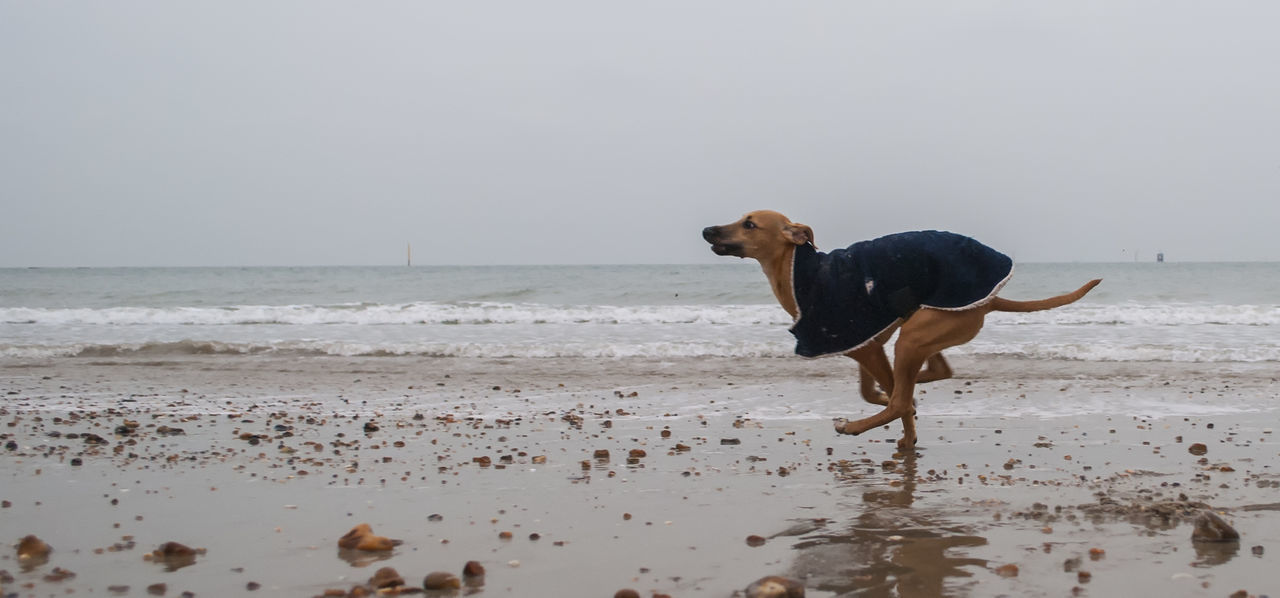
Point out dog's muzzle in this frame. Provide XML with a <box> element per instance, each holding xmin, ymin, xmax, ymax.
<box><xmin>702</xmin><ymin>226</ymin><xmax>742</xmax><ymax>257</ymax></box>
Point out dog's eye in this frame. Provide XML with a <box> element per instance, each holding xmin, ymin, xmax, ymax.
<box><xmin>743</xmin><ymin>220</ymin><xmax>757</xmax><ymax>230</ymax></box>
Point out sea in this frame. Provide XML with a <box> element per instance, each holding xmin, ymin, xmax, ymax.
<box><xmin>0</xmin><ymin>262</ymin><xmax>1277</xmax><ymax>363</ymax></box>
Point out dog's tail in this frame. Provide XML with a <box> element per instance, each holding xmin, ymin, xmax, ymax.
<box><xmin>988</xmin><ymin>279</ymin><xmax>1102</xmax><ymax>313</ymax></box>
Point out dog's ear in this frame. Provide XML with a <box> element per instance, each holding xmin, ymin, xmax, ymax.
<box><xmin>782</xmin><ymin>223</ymin><xmax>814</xmax><ymax>246</ymax></box>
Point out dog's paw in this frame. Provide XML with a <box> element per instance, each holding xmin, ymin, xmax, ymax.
<box><xmin>833</xmin><ymin>418</ymin><xmax>859</xmax><ymax>435</ymax></box>
<box><xmin>895</xmin><ymin>436</ymin><xmax>917</xmax><ymax>451</ymax></box>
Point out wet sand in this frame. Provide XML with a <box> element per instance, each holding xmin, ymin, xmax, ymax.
<box><xmin>1</xmin><ymin>355</ymin><xmax>1278</xmax><ymax>597</ymax></box>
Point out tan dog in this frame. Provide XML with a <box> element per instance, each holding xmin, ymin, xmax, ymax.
<box><xmin>702</xmin><ymin>210</ymin><xmax>1100</xmax><ymax>450</ymax></box>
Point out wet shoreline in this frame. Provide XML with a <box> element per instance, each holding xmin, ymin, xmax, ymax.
<box><xmin>2</xmin><ymin>355</ymin><xmax>1277</xmax><ymax>596</ymax></box>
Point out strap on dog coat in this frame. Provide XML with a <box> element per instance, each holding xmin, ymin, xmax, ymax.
<box><xmin>788</xmin><ymin>231</ymin><xmax>1013</xmax><ymax>358</ymax></box>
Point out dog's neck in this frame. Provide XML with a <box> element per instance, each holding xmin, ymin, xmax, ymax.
<box><xmin>759</xmin><ymin>246</ymin><xmax>799</xmax><ymax>320</ymax></box>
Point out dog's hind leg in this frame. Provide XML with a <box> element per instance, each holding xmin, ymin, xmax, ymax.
<box><xmin>915</xmin><ymin>353</ymin><xmax>953</xmax><ymax>383</ymax></box>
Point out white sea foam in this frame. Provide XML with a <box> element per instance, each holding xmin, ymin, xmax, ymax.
<box><xmin>4</xmin><ymin>302</ymin><xmax>1276</xmax><ymax>327</ymax></box>
<box><xmin>0</xmin><ymin>303</ymin><xmax>791</xmax><ymax>327</ymax></box>
<box><xmin>4</xmin><ymin>338</ymin><xmax>1278</xmax><ymax>362</ymax></box>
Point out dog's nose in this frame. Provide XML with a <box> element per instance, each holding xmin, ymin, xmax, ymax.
<box><xmin>702</xmin><ymin>226</ymin><xmax>719</xmax><ymax>242</ymax></box>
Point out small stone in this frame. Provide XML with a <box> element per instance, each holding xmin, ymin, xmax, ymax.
<box><xmin>462</xmin><ymin>560</ymin><xmax>485</xmax><ymax>578</ymax></box>
<box><xmin>593</xmin><ymin>449</ymin><xmax>610</xmax><ymax>459</ymax></box>
<box><xmin>628</xmin><ymin>449</ymin><xmax>647</xmax><ymax>459</ymax></box>
<box><xmin>1192</xmin><ymin>510</ymin><xmax>1240</xmax><ymax>542</ymax></box>
<box><xmin>154</xmin><ymin>542</ymin><xmax>196</xmax><ymax>558</ymax></box>
<box><xmin>746</xmin><ymin>535</ymin><xmax>767</xmax><ymax>547</ymax></box>
<box><xmin>337</xmin><ymin>523</ymin><xmax>400</xmax><ymax>551</ymax></box>
<box><xmin>423</xmin><ymin>572</ymin><xmax>461</xmax><ymax>590</ymax></box>
<box><xmin>1188</xmin><ymin>443</ymin><xmax>1208</xmax><ymax>456</ymax></box>
<box><xmin>43</xmin><ymin>567</ymin><xmax>76</xmax><ymax>582</ymax></box>
<box><xmin>531</xmin><ymin>455</ymin><xmax>547</xmax><ymax>464</ymax></box>
<box><xmin>721</xmin><ymin>438</ymin><xmax>741</xmax><ymax>445</ymax></box>
<box><xmin>370</xmin><ymin>566</ymin><xmax>404</xmax><ymax>589</ymax></box>
<box><xmin>17</xmin><ymin>534</ymin><xmax>52</xmax><ymax>560</ymax></box>
<box><xmin>1077</xmin><ymin>571</ymin><xmax>1092</xmax><ymax>583</ymax></box>
<box><xmin>1088</xmin><ymin>547</ymin><xmax>1106</xmax><ymax>560</ymax></box>
<box><xmin>147</xmin><ymin>583</ymin><xmax>167</xmax><ymax>595</ymax></box>
<box><xmin>994</xmin><ymin>564</ymin><xmax>1019</xmax><ymax>577</ymax></box>
<box><xmin>109</xmin><ymin>585</ymin><xmax>131</xmax><ymax>594</ymax></box>
<box><xmin>245</xmin><ymin>581</ymin><xmax>260</xmax><ymax>591</ymax></box>
<box><xmin>615</xmin><ymin>590</ymin><xmax>641</xmax><ymax>598</ymax></box>
<box><xmin>1251</xmin><ymin>545</ymin><xmax>1264</xmax><ymax>555</ymax></box>
<box><xmin>744</xmin><ymin>575</ymin><xmax>805</xmax><ymax>598</ymax></box>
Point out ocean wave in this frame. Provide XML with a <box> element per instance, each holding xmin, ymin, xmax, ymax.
<box><xmin>3</xmin><ymin>339</ymin><xmax>1277</xmax><ymax>362</ymax></box>
<box><xmin>0</xmin><ymin>303</ymin><xmax>790</xmax><ymax>327</ymax></box>
<box><xmin>3</xmin><ymin>302</ymin><xmax>1277</xmax><ymax>328</ymax></box>
<box><xmin>988</xmin><ymin>303</ymin><xmax>1280</xmax><ymax>327</ymax></box>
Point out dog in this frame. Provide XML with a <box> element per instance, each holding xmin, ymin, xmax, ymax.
<box><xmin>702</xmin><ymin>210</ymin><xmax>1100</xmax><ymax>450</ymax></box>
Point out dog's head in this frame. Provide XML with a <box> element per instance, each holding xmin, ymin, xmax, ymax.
<box><xmin>702</xmin><ymin>210</ymin><xmax>814</xmax><ymax>261</ymax></box>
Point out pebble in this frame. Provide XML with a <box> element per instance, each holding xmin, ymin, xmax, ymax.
<box><xmin>337</xmin><ymin>523</ymin><xmax>401</xmax><ymax>551</ymax></box>
<box><xmin>614</xmin><ymin>590</ymin><xmax>641</xmax><ymax>598</ymax></box>
<box><xmin>423</xmin><ymin>572</ymin><xmax>461</xmax><ymax>590</ymax></box>
<box><xmin>146</xmin><ymin>583</ymin><xmax>167</xmax><ymax>595</ymax></box>
<box><xmin>17</xmin><ymin>534</ymin><xmax>52</xmax><ymax>561</ymax></box>
<box><xmin>744</xmin><ymin>575</ymin><xmax>805</xmax><ymax>598</ymax></box>
<box><xmin>1188</xmin><ymin>443</ymin><xmax>1208</xmax><ymax>456</ymax></box>
<box><xmin>1191</xmin><ymin>510</ymin><xmax>1240</xmax><ymax>542</ymax></box>
<box><xmin>154</xmin><ymin>542</ymin><xmax>197</xmax><ymax>558</ymax></box>
<box><xmin>370</xmin><ymin>566</ymin><xmax>404</xmax><ymax>589</ymax></box>
<box><xmin>462</xmin><ymin>560</ymin><xmax>486</xmax><ymax>578</ymax></box>
<box><xmin>994</xmin><ymin>564</ymin><xmax>1019</xmax><ymax>577</ymax></box>
<box><xmin>746</xmin><ymin>534</ymin><xmax>767</xmax><ymax>547</ymax></box>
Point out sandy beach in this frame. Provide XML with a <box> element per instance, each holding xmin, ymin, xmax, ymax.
<box><xmin>1</xmin><ymin>354</ymin><xmax>1277</xmax><ymax>597</ymax></box>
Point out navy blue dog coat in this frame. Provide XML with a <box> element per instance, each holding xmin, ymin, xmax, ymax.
<box><xmin>789</xmin><ymin>231</ymin><xmax>1013</xmax><ymax>358</ymax></box>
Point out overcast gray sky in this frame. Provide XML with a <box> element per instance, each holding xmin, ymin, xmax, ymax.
<box><xmin>2</xmin><ymin>2</ymin><xmax>1278</xmax><ymax>266</ymax></box>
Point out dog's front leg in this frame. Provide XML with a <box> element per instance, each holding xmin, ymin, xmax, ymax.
<box><xmin>835</xmin><ymin>347</ymin><xmax>926</xmax><ymax>450</ymax></box>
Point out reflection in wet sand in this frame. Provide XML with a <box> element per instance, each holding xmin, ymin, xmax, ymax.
<box><xmin>786</xmin><ymin>454</ymin><xmax>988</xmax><ymax>597</ymax></box>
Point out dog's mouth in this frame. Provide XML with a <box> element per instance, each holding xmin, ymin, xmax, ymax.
<box><xmin>709</xmin><ymin>243</ymin><xmax>743</xmax><ymax>257</ymax></box>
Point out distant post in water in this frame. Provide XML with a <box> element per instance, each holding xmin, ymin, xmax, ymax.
<box><xmin>407</xmin><ymin>243</ymin><xmax>412</xmax><ymax>267</ymax></box>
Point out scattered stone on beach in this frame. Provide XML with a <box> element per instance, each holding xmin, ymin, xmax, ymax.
<box><xmin>17</xmin><ymin>534</ymin><xmax>52</xmax><ymax>561</ymax></box>
<box><xmin>146</xmin><ymin>582</ymin><xmax>167</xmax><ymax>595</ymax></box>
<box><xmin>369</xmin><ymin>566</ymin><xmax>404</xmax><ymax>589</ymax></box>
<box><xmin>423</xmin><ymin>572</ymin><xmax>461</xmax><ymax>590</ymax></box>
<box><xmin>593</xmin><ymin>449</ymin><xmax>611</xmax><ymax>460</ymax></box>
<box><xmin>744</xmin><ymin>575</ymin><xmax>805</xmax><ymax>598</ymax></box>
<box><xmin>746</xmin><ymin>535</ymin><xmax>767</xmax><ymax>547</ymax></box>
<box><xmin>337</xmin><ymin>524</ymin><xmax>401</xmax><ymax>551</ymax></box>
<box><xmin>462</xmin><ymin>560</ymin><xmax>485</xmax><ymax>578</ymax></box>
<box><xmin>42</xmin><ymin>566</ymin><xmax>76</xmax><ymax>582</ymax></box>
<box><xmin>1188</xmin><ymin>443</ymin><xmax>1208</xmax><ymax>456</ymax></box>
<box><xmin>153</xmin><ymin>542</ymin><xmax>198</xmax><ymax>558</ymax></box>
<box><xmin>994</xmin><ymin>564</ymin><xmax>1019</xmax><ymax>577</ymax></box>
<box><xmin>614</xmin><ymin>590</ymin><xmax>641</xmax><ymax>598</ymax></box>
<box><xmin>1251</xmin><ymin>545</ymin><xmax>1264</xmax><ymax>555</ymax></box>
<box><xmin>1191</xmin><ymin>510</ymin><xmax>1240</xmax><ymax>542</ymax></box>
<box><xmin>721</xmin><ymin>438</ymin><xmax>741</xmax><ymax>445</ymax></box>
